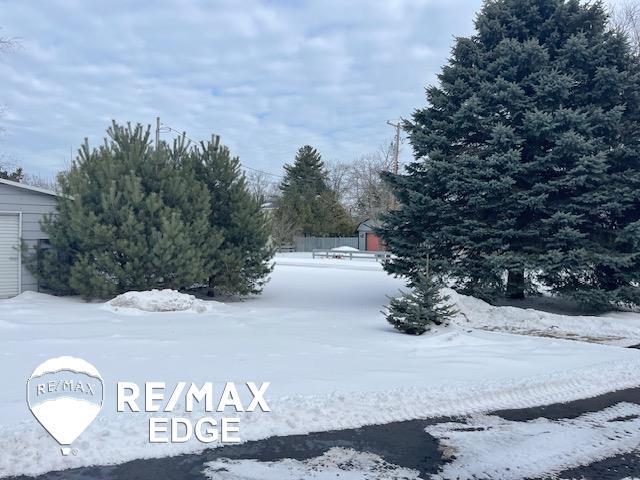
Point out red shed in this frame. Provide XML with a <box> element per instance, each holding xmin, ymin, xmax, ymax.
<box><xmin>356</xmin><ymin>218</ymin><xmax>386</xmax><ymax>251</ymax></box>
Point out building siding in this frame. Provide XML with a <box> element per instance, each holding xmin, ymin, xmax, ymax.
<box><xmin>0</xmin><ymin>183</ymin><xmax>58</xmax><ymax>293</ymax></box>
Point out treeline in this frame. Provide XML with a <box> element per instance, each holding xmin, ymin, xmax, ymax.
<box><xmin>25</xmin><ymin>122</ymin><xmax>394</xmax><ymax>300</ymax></box>
<box><xmin>248</xmin><ymin>143</ymin><xmax>396</xmax><ymax>245</ymax></box>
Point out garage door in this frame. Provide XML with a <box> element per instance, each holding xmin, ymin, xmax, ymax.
<box><xmin>0</xmin><ymin>214</ymin><xmax>20</xmax><ymax>298</ymax></box>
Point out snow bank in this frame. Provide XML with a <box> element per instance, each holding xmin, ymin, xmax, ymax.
<box><xmin>427</xmin><ymin>402</ymin><xmax>640</xmax><ymax>480</ymax></box>
<box><xmin>330</xmin><ymin>246</ymin><xmax>360</xmax><ymax>252</ymax></box>
<box><xmin>203</xmin><ymin>448</ymin><xmax>420</xmax><ymax>479</ymax></box>
<box><xmin>448</xmin><ymin>288</ymin><xmax>640</xmax><ymax>346</ymax></box>
<box><xmin>105</xmin><ymin>289</ymin><xmax>215</xmax><ymax>313</ymax></box>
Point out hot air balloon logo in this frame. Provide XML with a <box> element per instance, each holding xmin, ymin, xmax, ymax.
<box><xmin>27</xmin><ymin>356</ymin><xmax>104</xmax><ymax>455</ymax></box>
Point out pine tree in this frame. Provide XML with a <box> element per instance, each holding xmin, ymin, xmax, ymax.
<box><xmin>378</xmin><ymin>0</ymin><xmax>640</xmax><ymax>309</ymax></box>
<box><xmin>385</xmin><ymin>274</ymin><xmax>456</xmax><ymax>335</ymax></box>
<box><xmin>275</xmin><ymin>145</ymin><xmax>354</xmax><ymax>237</ymax></box>
<box><xmin>32</xmin><ymin>122</ymin><xmax>216</xmax><ymax>299</ymax></box>
<box><xmin>190</xmin><ymin>136</ymin><xmax>274</xmax><ymax>297</ymax></box>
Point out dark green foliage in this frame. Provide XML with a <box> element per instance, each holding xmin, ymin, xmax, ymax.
<box><xmin>275</xmin><ymin>145</ymin><xmax>354</xmax><ymax>237</ymax></box>
<box><xmin>378</xmin><ymin>0</ymin><xmax>640</xmax><ymax>310</ymax></box>
<box><xmin>385</xmin><ymin>275</ymin><xmax>457</xmax><ymax>335</ymax></box>
<box><xmin>0</xmin><ymin>165</ymin><xmax>23</xmax><ymax>182</ymax></box>
<box><xmin>189</xmin><ymin>136</ymin><xmax>274</xmax><ymax>297</ymax></box>
<box><xmin>33</xmin><ymin>123</ymin><xmax>274</xmax><ymax>300</ymax></box>
<box><xmin>34</xmin><ymin>122</ymin><xmax>215</xmax><ymax>299</ymax></box>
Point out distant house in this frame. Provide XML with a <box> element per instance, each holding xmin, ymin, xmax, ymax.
<box><xmin>356</xmin><ymin>218</ymin><xmax>386</xmax><ymax>251</ymax></box>
<box><xmin>0</xmin><ymin>178</ymin><xmax>59</xmax><ymax>298</ymax></box>
<box><xmin>260</xmin><ymin>198</ymin><xmax>277</xmax><ymax>213</ymax></box>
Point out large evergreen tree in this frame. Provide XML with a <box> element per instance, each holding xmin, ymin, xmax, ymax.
<box><xmin>34</xmin><ymin>122</ymin><xmax>216</xmax><ymax>299</ymax></box>
<box><xmin>190</xmin><ymin>136</ymin><xmax>274</xmax><ymax>297</ymax></box>
<box><xmin>275</xmin><ymin>145</ymin><xmax>353</xmax><ymax>237</ymax></box>
<box><xmin>378</xmin><ymin>0</ymin><xmax>640</xmax><ymax>309</ymax></box>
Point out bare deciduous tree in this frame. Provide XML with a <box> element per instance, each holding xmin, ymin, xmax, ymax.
<box><xmin>0</xmin><ymin>33</ymin><xmax>59</xmax><ymax>189</ymax></box>
<box><xmin>325</xmin><ymin>159</ymin><xmax>352</xmax><ymax>208</ymax></box>
<box><xmin>22</xmin><ymin>173</ymin><xmax>59</xmax><ymax>191</ymax></box>
<box><xmin>347</xmin><ymin>150</ymin><xmax>394</xmax><ymax>221</ymax></box>
<box><xmin>610</xmin><ymin>1</ymin><xmax>640</xmax><ymax>55</ymax></box>
<box><xmin>245</xmin><ymin>170</ymin><xmax>278</xmax><ymax>202</ymax></box>
<box><xmin>324</xmin><ymin>141</ymin><xmax>398</xmax><ymax>222</ymax></box>
<box><xmin>269</xmin><ymin>207</ymin><xmax>298</xmax><ymax>247</ymax></box>
<box><xmin>0</xmin><ymin>32</ymin><xmax>19</xmax><ymax>151</ymax></box>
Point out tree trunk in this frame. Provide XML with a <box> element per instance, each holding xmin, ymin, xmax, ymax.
<box><xmin>506</xmin><ymin>269</ymin><xmax>525</xmax><ymax>299</ymax></box>
<box><xmin>207</xmin><ymin>278</ymin><xmax>215</xmax><ymax>297</ymax></box>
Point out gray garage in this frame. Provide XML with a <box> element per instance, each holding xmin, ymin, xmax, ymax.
<box><xmin>0</xmin><ymin>178</ymin><xmax>58</xmax><ymax>298</ymax></box>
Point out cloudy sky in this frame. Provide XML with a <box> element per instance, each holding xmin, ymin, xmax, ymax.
<box><xmin>0</xmin><ymin>0</ymin><xmax>506</xmax><ymax>178</ymax></box>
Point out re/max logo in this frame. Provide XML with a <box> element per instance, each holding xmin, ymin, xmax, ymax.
<box><xmin>116</xmin><ymin>381</ymin><xmax>271</xmax><ymax>444</ymax></box>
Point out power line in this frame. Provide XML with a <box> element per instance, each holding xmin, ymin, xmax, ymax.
<box><xmin>157</xmin><ymin>120</ymin><xmax>284</xmax><ymax>179</ymax></box>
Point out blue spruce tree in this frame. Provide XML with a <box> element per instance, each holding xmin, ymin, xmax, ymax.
<box><xmin>378</xmin><ymin>0</ymin><xmax>640</xmax><ymax>310</ymax></box>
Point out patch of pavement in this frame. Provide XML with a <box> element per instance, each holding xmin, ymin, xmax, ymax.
<box><xmin>558</xmin><ymin>451</ymin><xmax>640</xmax><ymax>480</ymax></box>
<box><xmin>6</xmin><ymin>388</ymin><xmax>640</xmax><ymax>480</ymax></box>
<box><xmin>5</xmin><ymin>418</ymin><xmax>450</xmax><ymax>480</ymax></box>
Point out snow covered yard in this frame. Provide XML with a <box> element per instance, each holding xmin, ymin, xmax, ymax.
<box><xmin>1</xmin><ymin>253</ymin><xmax>640</xmax><ymax>477</ymax></box>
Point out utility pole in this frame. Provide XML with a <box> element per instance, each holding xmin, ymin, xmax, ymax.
<box><xmin>155</xmin><ymin>117</ymin><xmax>161</xmax><ymax>150</ymax></box>
<box><xmin>387</xmin><ymin>119</ymin><xmax>401</xmax><ymax>175</ymax></box>
<box><xmin>387</xmin><ymin>119</ymin><xmax>402</xmax><ymax>210</ymax></box>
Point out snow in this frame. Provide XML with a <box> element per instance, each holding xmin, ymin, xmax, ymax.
<box><xmin>106</xmin><ymin>289</ymin><xmax>217</xmax><ymax>313</ymax></box>
<box><xmin>330</xmin><ymin>246</ymin><xmax>360</xmax><ymax>252</ymax></box>
<box><xmin>275</xmin><ymin>255</ymin><xmax>382</xmax><ymax>270</ymax></box>
<box><xmin>274</xmin><ymin>252</ymin><xmax>383</xmax><ymax>270</ymax></box>
<box><xmin>203</xmin><ymin>448</ymin><xmax>421</xmax><ymax>479</ymax></box>
<box><xmin>427</xmin><ymin>402</ymin><xmax>640</xmax><ymax>480</ymax></box>
<box><xmin>0</xmin><ymin>254</ymin><xmax>639</xmax><ymax>476</ymax></box>
<box><xmin>448</xmin><ymin>288</ymin><xmax>640</xmax><ymax>346</ymax></box>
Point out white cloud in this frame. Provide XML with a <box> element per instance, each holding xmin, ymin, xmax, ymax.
<box><xmin>0</xmin><ymin>0</ymin><xmax>480</xmax><ymax>176</ymax></box>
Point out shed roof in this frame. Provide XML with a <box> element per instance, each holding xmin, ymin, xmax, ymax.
<box><xmin>0</xmin><ymin>178</ymin><xmax>60</xmax><ymax>197</ymax></box>
<box><xmin>356</xmin><ymin>218</ymin><xmax>382</xmax><ymax>231</ymax></box>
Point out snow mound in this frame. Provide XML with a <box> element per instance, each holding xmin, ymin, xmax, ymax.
<box><xmin>106</xmin><ymin>289</ymin><xmax>211</xmax><ymax>313</ymax></box>
<box><xmin>203</xmin><ymin>448</ymin><xmax>421</xmax><ymax>479</ymax></box>
<box><xmin>330</xmin><ymin>246</ymin><xmax>359</xmax><ymax>252</ymax></box>
<box><xmin>448</xmin><ymin>288</ymin><xmax>640</xmax><ymax>346</ymax></box>
<box><xmin>4</xmin><ymin>291</ymin><xmax>61</xmax><ymax>303</ymax></box>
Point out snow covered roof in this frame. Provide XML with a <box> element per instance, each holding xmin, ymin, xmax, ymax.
<box><xmin>0</xmin><ymin>178</ymin><xmax>60</xmax><ymax>197</ymax></box>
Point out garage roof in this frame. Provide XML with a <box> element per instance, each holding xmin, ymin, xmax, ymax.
<box><xmin>0</xmin><ymin>178</ymin><xmax>60</xmax><ymax>197</ymax></box>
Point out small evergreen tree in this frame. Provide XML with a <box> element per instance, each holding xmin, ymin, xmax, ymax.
<box><xmin>33</xmin><ymin>122</ymin><xmax>216</xmax><ymax>299</ymax></box>
<box><xmin>190</xmin><ymin>136</ymin><xmax>274</xmax><ymax>297</ymax></box>
<box><xmin>385</xmin><ymin>274</ymin><xmax>456</xmax><ymax>335</ymax></box>
<box><xmin>275</xmin><ymin>145</ymin><xmax>353</xmax><ymax>237</ymax></box>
